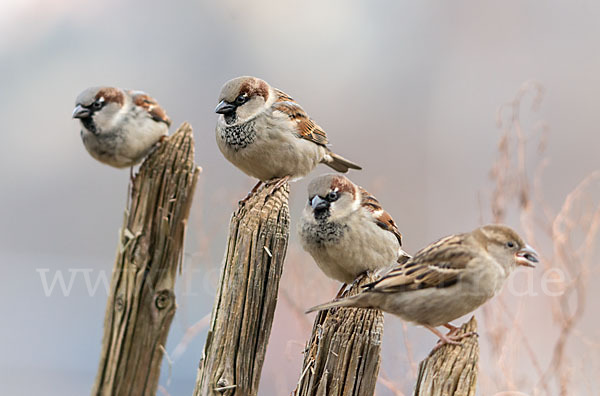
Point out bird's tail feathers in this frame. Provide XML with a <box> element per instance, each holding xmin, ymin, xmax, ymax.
<box><xmin>324</xmin><ymin>150</ymin><xmax>362</xmax><ymax>173</ymax></box>
<box><xmin>305</xmin><ymin>293</ymin><xmax>372</xmax><ymax>314</ymax></box>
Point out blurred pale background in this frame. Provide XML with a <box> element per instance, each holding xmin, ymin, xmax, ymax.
<box><xmin>1</xmin><ymin>1</ymin><xmax>599</xmax><ymax>395</ymax></box>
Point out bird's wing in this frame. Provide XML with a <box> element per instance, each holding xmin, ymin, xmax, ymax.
<box><xmin>130</xmin><ymin>91</ymin><xmax>172</xmax><ymax>127</ymax></box>
<box><xmin>271</xmin><ymin>89</ymin><xmax>329</xmax><ymax>146</ymax></box>
<box><xmin>358</xmin><ymin>186</ymin><xmax>403</xmax><ymax>246</ymax></box>
<box><xmin>365</xmin><ymin>234</ymin><xmax>474</xmax><ymax>292</ymax></box>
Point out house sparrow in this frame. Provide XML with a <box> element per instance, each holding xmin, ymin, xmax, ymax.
<box><xmin>306</xmin><ymin>224</ymin><xmax>539</xmax><ymax>347</ymax></box>
<box><xmin>72</xmin><ymin>86</ymin><xmax>171</xmax><ymax>168</ymax></box>
<box><xmin>298</xmin><ymin>174</ymin><xmax>410</xmax><ymax>285</ymax></box>
<box><xmin>214</xmin><ymin>76</ymin><xmax>361</xmax><ymax>195</ymax></box>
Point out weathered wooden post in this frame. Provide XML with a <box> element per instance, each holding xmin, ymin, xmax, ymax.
<box><xmin>193</xmin><ymin>183</ymin><xmax>290</xmax><ymax>396</ymax></box>
<box><xmin>92</xmin><ymin>123</ymin><xmax>200</xmax><ymax>396</ymax></box>
<box><xmin>413</xmin><ymin>317</ymin><xmax>479</xmax><ymax>396</ymax></box>
<box><xmin>293</xmin><ymin>273</ymin><xmax>384</xmax><ymax>396</ymax></box>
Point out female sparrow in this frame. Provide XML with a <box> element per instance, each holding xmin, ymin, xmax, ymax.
<box><xmin>72</xmin><ymin>86</ymin><xmax>171</xmax><ymax>168</ymax></box>
<box><xmin>307</xmin><ymin>224</ymin><xmax>539</xmax><ymax>347</ymax></box>
<box><xmin>214</xmin><ymin>76</ymin><xmax>361</xmax><ymax>195</ymax></box>
<box><xmin>298</xmin><ymin>174</ymin><xmax>410</xmax><ymax>285</ymax></box>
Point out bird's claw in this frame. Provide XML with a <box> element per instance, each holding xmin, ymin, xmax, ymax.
<box><xmin>238</xmin><ymin>180</ymin><xmax>263</xmax><ymax>207</ymax></box>
<box><xmin>264</xmin><ymin>176</ymin><xmax>289</xmax><ymax>203</ymax></box>
<box><xmin>432</xmin><ymin>330</ymin><xmax>478</xmax><ymax>351</ymax></box>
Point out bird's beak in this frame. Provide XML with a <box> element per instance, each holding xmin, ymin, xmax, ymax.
<box><xmin>516</xmin><ymin>244</ymin><xmax>539</xmax><ymax>267</ymax></box>
<box><xmin>215</xmin><ymin>100</ymin><xmax>236</xmax><ymax>115</ymax></box>
<box><xmin>72</xmin><ymin>104</ymin><xmax>91</xmax><ymax>119</ymax></box>
<box><xmin>311</xmin><ymin>195</ymin><xmax>329</xmax><ymax>211</ymax></box>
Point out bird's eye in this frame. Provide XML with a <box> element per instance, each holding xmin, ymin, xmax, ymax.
<box><xmin>506</xmin><ymin>241</ymin><xmax>515</xmax><ymax>248</ymax></box>
<box><xmin>326</xmin><ymin>192</ymin><xmax>339</xmax><ymax>202</ymax></box>
<box><xmin>235</xmin><ymin>94</ymin><xmax>248</xmax><ymax>105</ymax></box>
<box><xmin>92</xmin><ymin>101</ymin><xmax>103</xmax><ymax>110</ymax></box>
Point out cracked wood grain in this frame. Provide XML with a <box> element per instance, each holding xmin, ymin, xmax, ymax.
<box><xmin>92</xmin><ymin>123</ymin><xmax>200</xmax><ymax>396</ymax></box>
<box><xmin>293</xmin><ymin>273</ymin><xmax>384</xmax><ymax>396</ymax></box>
<box><xmin>193</xmin><ymin>182</ymin><xmax>290</xmax><ymax>396</ymax></box>
<box><xmin>413</xmin><ymin>316</ymin><xmax>479</xmax><ymax>396</ymax></box>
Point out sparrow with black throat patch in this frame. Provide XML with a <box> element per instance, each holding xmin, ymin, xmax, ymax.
<box><xmin>306</xmin><ymin>224</ymin><xmax>538</xmax><ymax>349</ymax></box>
<box><xmin>72</xmin><ymin>86</ymin><xmax>171</xmax><ymax>171</ymax></box>
<box><xmin>214</xmin><ymin>76</ymin><xmax>361</xmax><ymax>201</ymax></box>
<box><xmin>298</xmin><ymin>174</ymin><xmax>410</xmax><ymax>294</ymax></box>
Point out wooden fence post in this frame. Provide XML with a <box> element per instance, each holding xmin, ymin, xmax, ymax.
<box><xmin>293</xmin><ymin>273</ymin><xmax>384</xmax><ymax>396</ymax></box>
<box><xmin>92</xmin><ymin>123</ymin><xmax>200</xmax><ymax>396</ymax></box>
<box><xmin>193</xmin><ymin>182</ymin><xmax>290</xmax><ymax>396</ymax></box>
<box><xmin>413</xmin><ymin>316</ymin><xmax>479</xmax><ymax>396</ymax></box>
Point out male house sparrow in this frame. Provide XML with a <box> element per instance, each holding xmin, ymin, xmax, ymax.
<box><xmin>298</xmin><ymin>174</ymin><xmax>410</xmax><ymax>285</ymax></box>
<box><xmin>215</xmin><ymin>76</ymin><xmax>361</xmax><ymax>194</ymax></box>
<box><xmin>307</xmin><ymin>224</ymin><xmax>539</xmax><ymax>347</ymax></box>
<box><xmin>72</xmin><ymin>86</ymin><xmax>171</xmax><ymax>168</ymax></box>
